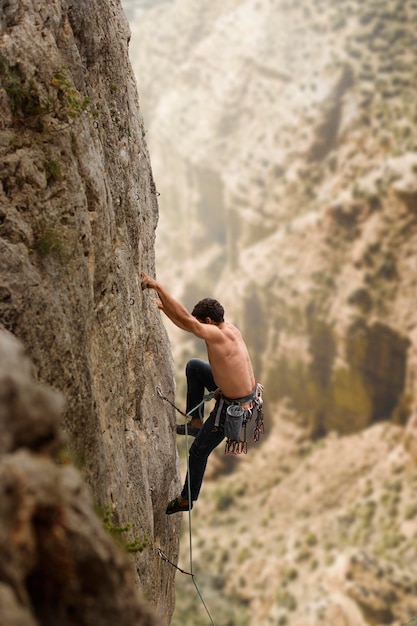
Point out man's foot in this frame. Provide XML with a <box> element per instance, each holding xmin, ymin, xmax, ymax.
<box><xmin>176</xmin><ymin>423</ymin><xmax>201</xmax><ymax>437</ymax></box>
<box><xmin>165</xmin><ymin>497</ymin><xmax>192</xmax><ymax>515</ymax></box>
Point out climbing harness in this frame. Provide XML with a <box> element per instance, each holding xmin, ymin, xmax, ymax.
<box><xmin>157</xmin><ymin>383</ymin><xmax>265</xmax><ymax>456</ymax></box>
<box><xmin>157</xmin><ymin>383</ymin><xmax>265</xmax><ymax>455</ymax></box>
<box><xmin>216</xmin><ymin>383</ymin><xmax>265</xmax><ymax>455</ymax></box>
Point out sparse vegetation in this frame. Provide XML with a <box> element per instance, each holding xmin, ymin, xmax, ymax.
<box><xmin>236</xmin><ymin>546</ymin><xmax>252</xmax><ymax>564</ymax></box>
<box><xmin>0</xmin><ymin>57</ymin><xmax>48</xmax><ymax>120</ymax></box>
<box><xmin>213</xmin><ymin>487</ymin><xmax>235</xmax><ymax>511</ymax></box>
<box><xmin>100</xmin><ymin>504</ymin><xmax>150</xmax><ymax>553</ymax></box>
<box><xmin>44</xmin><ymin>157</ymin><xmax>63</xmax><ymax>182</ymax></box>
<box><xmin>33</xmin><ymin>221</ymin><xmax>65</xmax><ymax>260</ymax></box>
<box><xmin>276</xmin><ymin>589</ymin><xmax>297</xmax><ymax>612</ymax></box>
<box><xmin>51</xmin><ymin>66</ymin><xmax>96</xmax><ymax>119</ymax></box>
<box><xmin>0</xmin><ymin>58</ymin><xmax>98</xmax><ymax>130</ymax></box>
<box><xmin>404</xmin><ymin>503</ymin><xmax>417</xmax><ymax>520</ymax></box>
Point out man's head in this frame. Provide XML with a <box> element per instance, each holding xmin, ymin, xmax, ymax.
<box><xmin>192</xmin><ymin>298</ymin><xmax>224</xmax><ymax>324</ymax></box>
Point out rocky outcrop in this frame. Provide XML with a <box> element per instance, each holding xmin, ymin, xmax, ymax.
<box><xmin>0</xmin><ymin>0</ymin><xmax>180</xmax><ymax>622</ymax></box>
<box><xmin>0</xmin><ymin>329</ymin><xmax>162</xmax><ymax>626</ymax></box>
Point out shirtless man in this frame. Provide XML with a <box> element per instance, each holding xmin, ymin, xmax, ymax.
<box><xmin>141</xmin><ymin>271</ymin><xmax>256</xmax><ymax>514</ymax></box>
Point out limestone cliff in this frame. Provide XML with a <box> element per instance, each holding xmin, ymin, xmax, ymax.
<box><xmin>0</xmin><ymin>330</ymin><xmax>162</xmax><ymax>626</ymax></box>
<box><xmin>0</xmin><ymin>1</ymin><xmax>179</xmax><ymax>623</ymax></box>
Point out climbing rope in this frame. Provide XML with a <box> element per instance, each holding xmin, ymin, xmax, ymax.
<box><xmin>157</xmin><ymin>387</ymin><xmax>217</xmax><ymax>626</ymax></box>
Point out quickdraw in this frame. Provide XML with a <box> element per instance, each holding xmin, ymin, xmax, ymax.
<box><xmin>157</xmin><ymin>548</ymin><xmax>193</xmax><ymax>576</ymax></box>
<box><xmin>253</xmin><ymin>397</ymin><xmax>265</xmax><ymax>443</ymax></box>
<box><xmin>225</xmin><ymin>439</ymin><xmax>248</xmax><ymax>455</ymax></box>
<box><xmin>156</xmin><ymin>386</ymin><xmax>188</xmax><ymax>417</ymax></box>
<box><xmin>156</xmin><ymin>386</ymin><xmax>216</xmax><ymax>422</ymax></box>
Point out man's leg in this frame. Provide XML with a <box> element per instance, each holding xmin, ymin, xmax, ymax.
<box><xmin>176</xmin><ymin>359</ymin><xmax>217</xmax><ymax>436</ymax></box>
<box><xmin>180</xmin><ymin>403</ymin><xmax>225</xmax><ymax>503</ymax></box>
<box><xmin>167</xmin><ymin>404</ymin><xmax>225</xmax><ymax>513</ymax></box>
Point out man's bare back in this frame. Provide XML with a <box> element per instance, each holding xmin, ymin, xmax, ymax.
<box><xmin>140</xmin><ymin>271</ymin><xmax>255</xmax><ymax>399</ymax></box>
<box><xmin>205</xmin><ymin>322</ymin><xmax>255</xmax><ymax>400</ymax></box>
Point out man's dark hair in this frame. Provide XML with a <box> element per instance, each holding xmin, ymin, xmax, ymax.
<box><xmin>192</xmin><ymin>298</ymin><xmax>224</xmax><ymax>323</ymax></box>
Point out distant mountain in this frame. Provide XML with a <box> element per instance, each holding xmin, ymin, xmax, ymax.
<box><xmin>127</xmin><ymin>0</ymin><xmax>417</xmax><ymax>624</ymax></box>
<box><xmin>121</xmin><ymin>0</ymin><xmax>172</xmax><ymax>20</ymax></box>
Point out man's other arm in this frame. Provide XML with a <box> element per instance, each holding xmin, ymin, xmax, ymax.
<box><xmin>141</xmin><ymin>272</ymin><xmax>218</xmax><ymax>339</ymax></box>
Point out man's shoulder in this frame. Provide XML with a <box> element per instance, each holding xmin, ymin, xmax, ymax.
<box><xmin>218</xmin><ymin>322</ymin><xmax>243</xmax><ymax>342</ymax></box>
<box><xmin>221</xmin><ymin>322</ymin><xmax>240</xmax><ymax>334</ymax></box>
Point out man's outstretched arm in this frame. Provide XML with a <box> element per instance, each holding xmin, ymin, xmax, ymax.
<box><xmin>141</xmin><ymin>271</ymin><xmax>200</xmax><ymax>333</ymax></box>
<box><xmin>141</xmin><ymin>272</ymin><xmax>223</xmax><ymax>344</ymax></box>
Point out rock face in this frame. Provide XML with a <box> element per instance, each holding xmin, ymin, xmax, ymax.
<box><xmin>0</xmin><ymin>1</ymin><xmax>180</xmax><ymax>622</ymax></box>
<box><xmin>0</xmin><ymin>330</ymin><xmax>163</xmax><ymax>626</ymax></box>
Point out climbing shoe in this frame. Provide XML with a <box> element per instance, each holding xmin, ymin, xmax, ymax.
<box><xmin>166</xmin><ymin>497</ymin><xmax>193</xmax><ymax>515</ymax></box>
<box><xmin>176</xmin><ymin>423</ymin><xmax>201</xmax><ymax>437</ymax></box>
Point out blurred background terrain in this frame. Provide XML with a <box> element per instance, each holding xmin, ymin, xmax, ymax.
<box><xmin>122</xmin><ymin>1</ymin><xmax>417</xmax><ymax>624</ymax></box>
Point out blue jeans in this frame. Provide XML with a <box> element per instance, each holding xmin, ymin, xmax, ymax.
<box><xmin>186</xmin><ymin>358</ymin><xmax>217</xmax><ymax>419</ymax></box>
<box><xmin>182</xmin><ymin>358</ymin><xmax>224</xmax><ymax>502</ymax></box>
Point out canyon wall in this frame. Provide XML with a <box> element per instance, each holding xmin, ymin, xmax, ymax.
<box><xmin>128</xmin><ymin>1</ymin><xmax>417</xmax><ymax>624</ymax></box>
<box><xmin>0</xmin><ymin>329</ymin><xmax>163</xmax><ymax>626</ymax></box>
<box><xmin>131</xmin><ymin>0</ymin><xmax>417</xmax><ymax>438</ymax></box>
<box><xmin>0</xmin><ymin>1</ymin><xmax>179</xmax><ymax>623</ymax></box>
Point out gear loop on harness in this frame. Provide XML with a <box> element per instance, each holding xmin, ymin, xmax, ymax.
<box><xmin>222</xmin><ymin>382</ymin><xmax>265</xmax><ymax>455</ymax></box>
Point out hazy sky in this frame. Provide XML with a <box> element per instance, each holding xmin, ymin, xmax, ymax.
<box><xmin>121</xmin><ymin>0</ymin><xmax>172</xmax><ymax>20</ymax></box>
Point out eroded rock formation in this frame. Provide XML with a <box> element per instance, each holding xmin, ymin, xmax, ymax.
<box><xmin>0</xmin><ymin>1</ymin><xmax>179</xmax><ymax>622</ymax></box>
<box><xmin>0</xmin><ymin>330</ymin><xmax>163</xmax><ymax>626</ymax></box>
